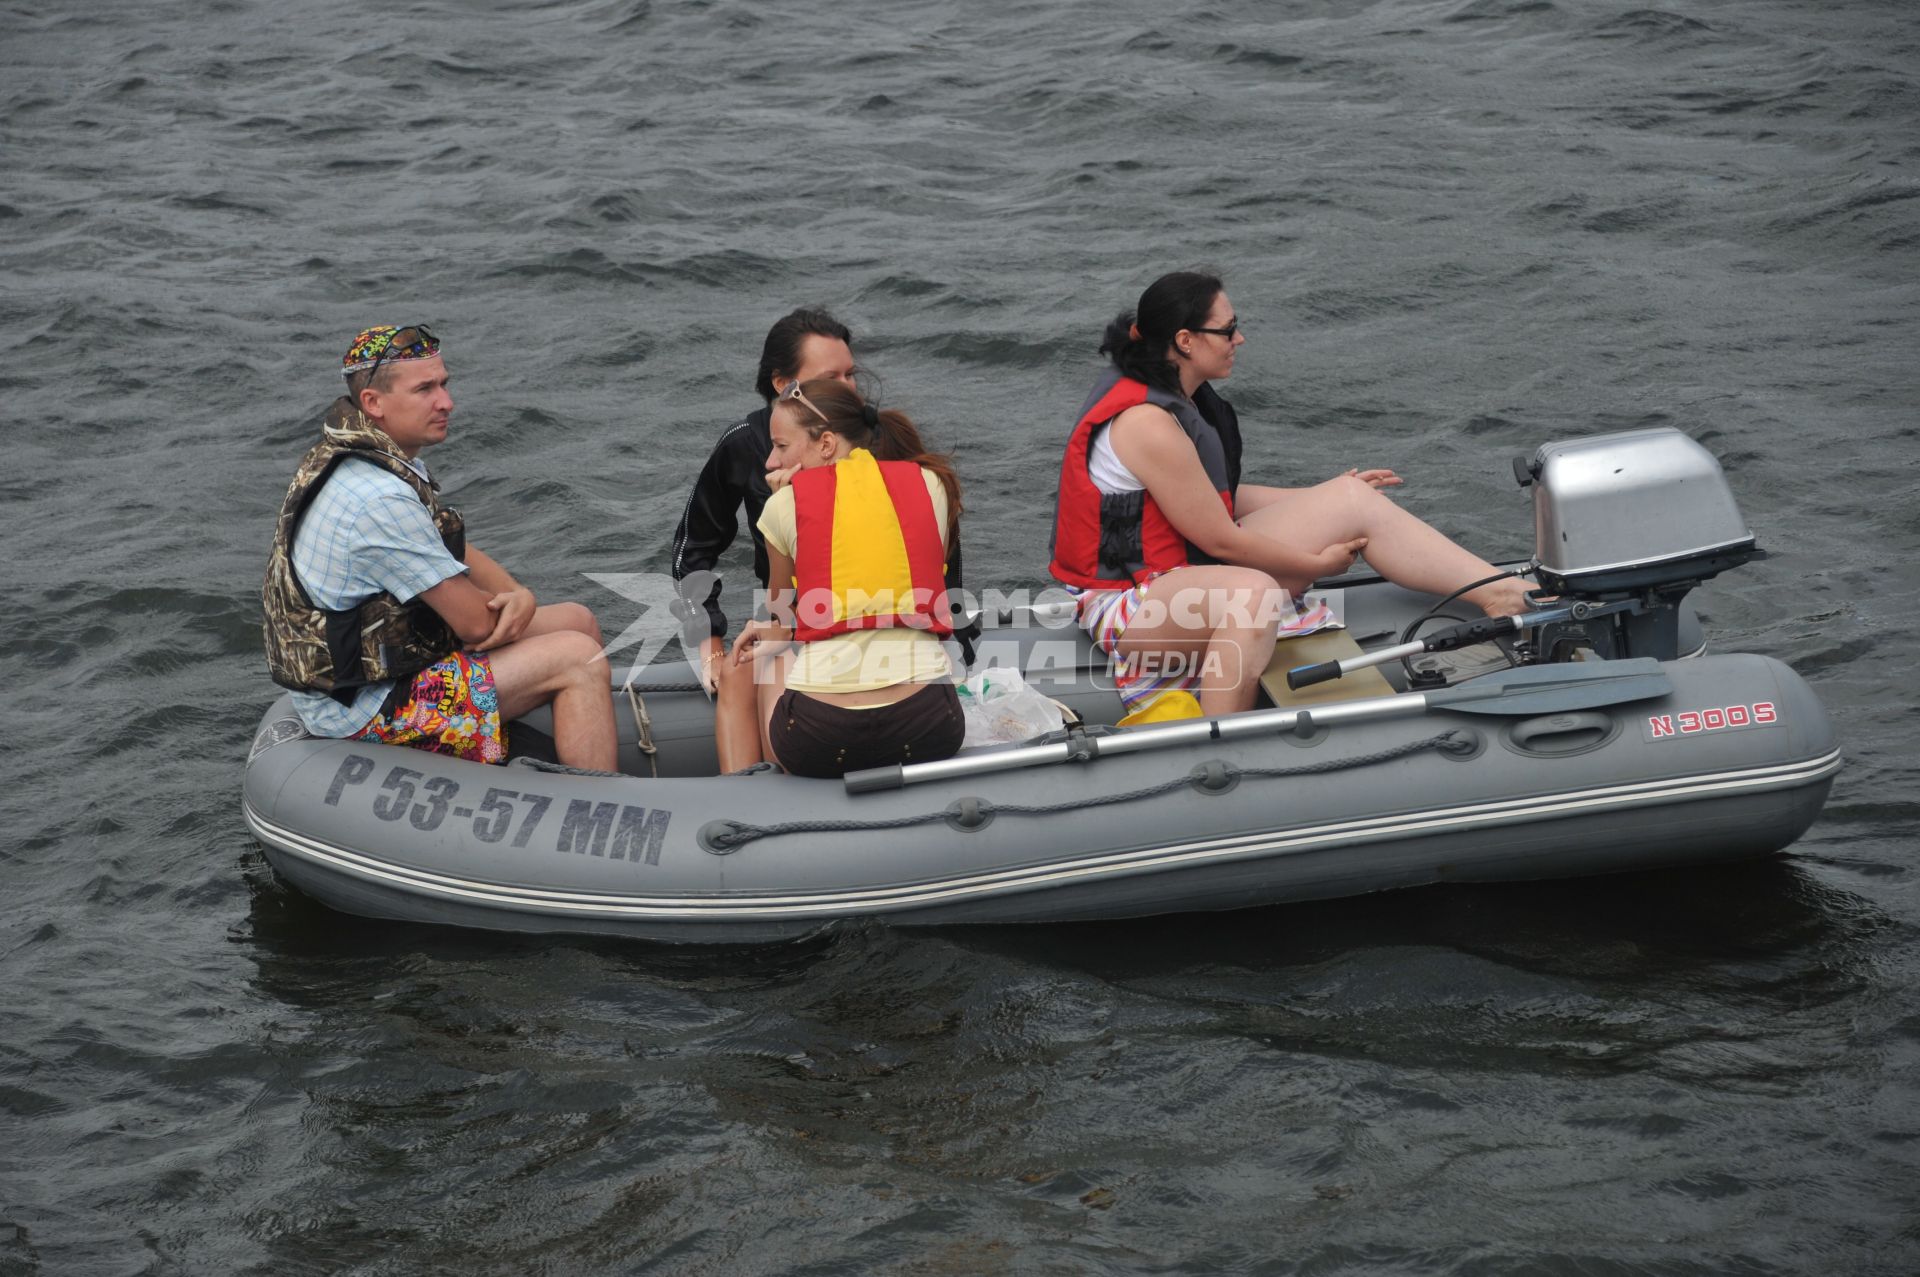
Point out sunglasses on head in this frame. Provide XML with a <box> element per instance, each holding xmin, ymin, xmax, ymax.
<box><xmin>774</xmin><ymin>379</ymin><xmax>831</xmax><ymax>426</ymax></box>
<box><xmin>362</xmin><ymin>324</ymin><xmax>440</xmax><ymax>384</ymax></box>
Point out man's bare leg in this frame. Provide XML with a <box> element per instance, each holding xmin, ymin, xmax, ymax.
<box><xmin>514</xmin><ymin>601</ymin><xmax>604</xmax><ymax>644</ymax></box>
<box><xmin>488</xmin><ymin>628</ymin><xmax>617</xmax><ymax>771</ymax></box>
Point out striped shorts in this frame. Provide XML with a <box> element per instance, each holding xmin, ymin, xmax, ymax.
<box><xmin>1074</xmin><ymin>573</ymin><xmax>1337</xmax><ymax>709</ymax></box>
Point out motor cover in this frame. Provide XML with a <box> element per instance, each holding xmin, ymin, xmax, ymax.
<box><xmin>1522</xmin><ymin>427</ymin><xmax>1756</xmax><ymax>594</ymax></box>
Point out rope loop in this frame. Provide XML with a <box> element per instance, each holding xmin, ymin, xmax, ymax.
<box><xmin>1190</xmin><ymin>760</ymin><xmax>1240</xmax><ymax>794</ymax></box>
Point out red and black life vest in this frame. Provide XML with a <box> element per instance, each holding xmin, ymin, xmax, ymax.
<box><xmin>789</xmin><ymin>448</ymin><xmax>954</xmax><ymax>643</ymax></box>
<box><xmin>1048</xmin><ymin>369</ymin><xmax>1239</xmax><ymax>590</ymax></box>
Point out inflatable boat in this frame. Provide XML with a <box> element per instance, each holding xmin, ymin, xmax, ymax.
<box><xmin>242</xmin><ymin>429</ymin><xmax>1840</xmax><ymax>943</ymax></box>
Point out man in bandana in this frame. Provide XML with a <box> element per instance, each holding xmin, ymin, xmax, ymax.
<box><xmin>261</xmin><ymin>324</ymin><xmax>617</xmax><ymax>769</ymax></box>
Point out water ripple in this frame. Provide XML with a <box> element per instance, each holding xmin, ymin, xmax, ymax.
<box><xmin>1</xmin><ymin>0</ymin><xmax>1915</xmax><ymax>1270</ymax></box>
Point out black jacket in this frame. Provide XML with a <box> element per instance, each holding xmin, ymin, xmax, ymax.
<box><xmin>669</xmin><ymin>405</ymin><xmax>980</xmax><ymax>664</ymax></box>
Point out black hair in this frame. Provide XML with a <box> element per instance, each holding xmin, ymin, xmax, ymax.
<box><xmin>754</xmin><ymin>307</ymin><xmax>854</xmax><ymax>402</ymax></box>
<box><xmin>1098</xmin><ymin>270</ymin><xmax>1225</xmax><ymax>394</ymax></box>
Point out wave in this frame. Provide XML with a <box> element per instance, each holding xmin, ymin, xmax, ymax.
<box><xmin>1587</xmin><ymin>9</ymin><xmax>1717</xmax><ymax>44</ymax></box>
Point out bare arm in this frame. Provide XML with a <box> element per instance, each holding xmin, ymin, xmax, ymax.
<box><xmin>461</xmin><ymin>545</ymin><xmax>537</xmax><ymax>648</ymax></box>
<box><xmin>1110</xmin><ymin>405</ymin><xmax>1365</xmax><ymax>595</ymax></box>
<box><xmin>417</xmin><ymin>573</ymin><xmax>504</xmax><ymax>648</ymax></box>
<box><xmin>731</xmin><ymin>547</ymin><xmax>796</xmax><ymax>665</ymax></box>
<box><xmin>463</xmin><ymin>545</ymin><xmax>520</xmax><ymax>594</ymax></box>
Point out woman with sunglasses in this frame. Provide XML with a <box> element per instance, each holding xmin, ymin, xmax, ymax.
<box><xmin>724</xmin><ymin>381</ymin><xmax>966</xmax><ymax>778</ymax></box>
<box><xmin>1050</xmin><ymin>270</ymin><xmax>1534</xmax><ymax>716</ymax></box>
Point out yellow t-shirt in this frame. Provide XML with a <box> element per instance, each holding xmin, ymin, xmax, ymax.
<box><xmin>757</xmin><ymin>466</ymin><xmax>955</xmax><ymax>694</ymax></box>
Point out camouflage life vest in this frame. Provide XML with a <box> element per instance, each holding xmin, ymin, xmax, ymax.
<box><xmin>262</xmin><ymin>398</ymin><xmax>465</xmax><ymax>701</ymax></box>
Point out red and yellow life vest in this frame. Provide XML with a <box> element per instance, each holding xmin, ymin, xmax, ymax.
<box><xmin>789</xmin><ymin>448</ymin><xmax>953</xmax><ymax>643</ymax></box>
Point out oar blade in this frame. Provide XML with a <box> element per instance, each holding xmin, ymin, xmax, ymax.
<box><xmin>1427</xmin><ymin>658</ymin><xmax>1672</xmax><ymax>716</ymax></box>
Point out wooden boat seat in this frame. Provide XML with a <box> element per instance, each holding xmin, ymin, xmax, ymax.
<box><xmin>1259</xmin><ymin>628</ymin><xmax>1398</xmax><ymax>709</ymax></box>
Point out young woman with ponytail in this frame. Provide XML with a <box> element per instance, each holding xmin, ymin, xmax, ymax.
<box><xmin>721</xmin><ymin>380</ymin><xmax>967</xmax><ymax>778</ymax></box>
<box><xmin>1050</xmin><ymin>270</ymin><xmax>1534</xmax><ymax>716</ymax></box>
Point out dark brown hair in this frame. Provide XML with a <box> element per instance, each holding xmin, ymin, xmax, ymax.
<box><xmin>785</xmin><ymin>379</ymin><xmax>962</xmax><ymax>546</ymax></box>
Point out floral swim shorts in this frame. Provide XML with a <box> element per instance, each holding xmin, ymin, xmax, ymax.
<box><xmin>352</xmin><ymin>651</ymin><xmax>508</xmax><ymax>765</ymax></box>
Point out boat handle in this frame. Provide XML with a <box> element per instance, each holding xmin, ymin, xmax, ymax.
<box><xmin>1507</xmin><ymin>710</ymin><xmax>1614</xmax><ymax>755</ymax></box>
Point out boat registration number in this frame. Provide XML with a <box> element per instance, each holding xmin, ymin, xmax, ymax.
<box><xmin>320</xmin><ymin>754</ymin><xmax>671</xmax><ymax>864</ymax></box>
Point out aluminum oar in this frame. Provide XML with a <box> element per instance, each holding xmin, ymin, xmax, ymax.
<box><xmin>845</xmin><ymin>659</ymin><xmax>1672</xmax><ymax>793</ymax></box>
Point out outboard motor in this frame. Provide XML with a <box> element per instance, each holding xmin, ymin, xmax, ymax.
<box><xmin>1513</xmin><ymin>427</ymin><xmax>1762</xmax><ymax>662</ymax></box>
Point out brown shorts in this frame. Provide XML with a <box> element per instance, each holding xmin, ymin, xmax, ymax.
<box><xmin>768</xmin><ymin>682</ymin><xmax>965</xmax><ymax>779</ymax></box>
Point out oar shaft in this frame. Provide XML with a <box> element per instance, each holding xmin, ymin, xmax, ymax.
<box><xmin>1288</xmin><ymin>637</ymin><xmax>1429</xmax><ymax>689</ymax></box>
<box><xmin>844</xmin><ymin>656</ymin><xmax>1671</xmax><ymax>792</ymax></box>
<box><xmin>847</xmin><ymin>692</ymin><xmax>1431</xmax><ymax>791</ymax></box>
<box><xmin>845</xmin><ymin>739</ymin><xmax>1077</xmax><ymax>791</ymax></box>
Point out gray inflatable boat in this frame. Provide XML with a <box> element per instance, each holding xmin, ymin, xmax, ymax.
<box><xmin>242</xmin><ymin>429</ymin><xmax>1840</xmax><ymax>943</ymax></box>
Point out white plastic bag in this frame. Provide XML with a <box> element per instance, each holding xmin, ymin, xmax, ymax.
<box><xmin>955</xmin><ymin>667</ymin><xmax>1065</xmax><ymax>748</ymax></box>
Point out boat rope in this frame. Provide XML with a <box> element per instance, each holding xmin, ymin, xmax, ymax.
<box><xmin>700</xmin><ymin>729</ymin><xmax>1473</xmax><ymax>854</ymax></box>
<box><xmin>510</xmin><ymin>757</ymin><xmax>628</xmax><ymax>779</ymax></box>
<box><xmin>621</xmin><ymin>677</ymin><xmax>659</xmax><ymax>778</ymax></box>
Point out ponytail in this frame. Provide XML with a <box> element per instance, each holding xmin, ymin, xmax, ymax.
<box><xmin>1099</xmin><ymin>309</ymin><xmax>1179</xmax><ymax>394</ymax></box>
<box><xmin>1100</xmin><ymin>270</ymin><xmax>1226</xmax><ymax>395</ymax></box>
<box><xmin>872</xmin><ymin>409</ymin><xmax>963</xmax><ymax>542</ymax></box>
<box><xmin>785</xmin><ymin>380</ymin><xmax>964</xmax><ymax>550</ymax></box>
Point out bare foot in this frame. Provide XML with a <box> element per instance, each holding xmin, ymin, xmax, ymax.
<box><xmin>1469</xmin><ymin>578</ymin><xmax>1541</xmax><ymax>618</ymax></box>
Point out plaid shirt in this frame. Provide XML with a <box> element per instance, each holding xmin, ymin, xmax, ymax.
<box><xmin>288</xmin><ymin>456</ymin><xmax>468</xmax><ymax>736</ymax></box>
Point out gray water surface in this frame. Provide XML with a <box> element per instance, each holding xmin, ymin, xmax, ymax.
<box><xmin>3</xmin><ymin>0</ymin><xmax>1917</xmax><ymax>1272</ymax></box>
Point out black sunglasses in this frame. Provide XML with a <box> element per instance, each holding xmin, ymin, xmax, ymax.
<box><xmin>1190</xmin><ymin>318</ymin><xmax>1240</xmax><ymax>341</ymax></box>
<box><xmin>364</xmin><ymin>324</ymin><xmax>440</xmax><ymax>384</ymax></box>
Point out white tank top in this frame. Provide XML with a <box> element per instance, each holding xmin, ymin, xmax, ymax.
<box><xmin>1087</xmin><ymin>422</ymin><xmax>1145</xmax><ymax>495</ymax></box>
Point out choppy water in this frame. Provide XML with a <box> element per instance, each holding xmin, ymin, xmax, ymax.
<box><xmin>4</xmin><ymin>0</ymin><xmax>1918</xmax><ymax>1271</ymax></box>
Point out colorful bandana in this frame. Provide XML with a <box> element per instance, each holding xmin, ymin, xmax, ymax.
<box><xmin>342</xmin><ymin>324</ymin><xmax>441</xmax><ymax>376</ymax></box>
